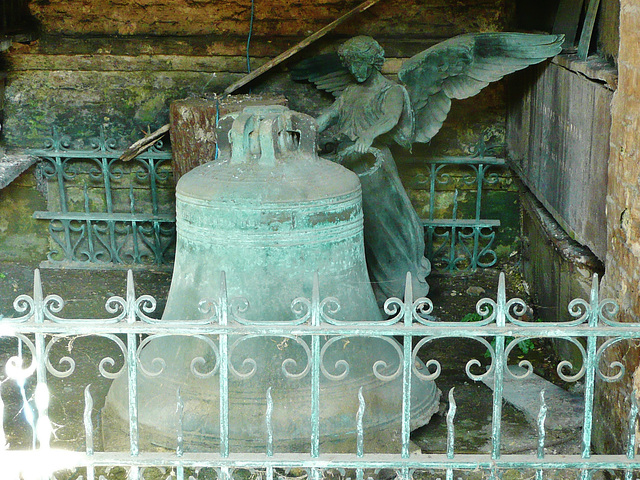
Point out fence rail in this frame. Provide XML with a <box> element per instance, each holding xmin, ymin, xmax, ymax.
<box><xmin>1</xmin><ymin>269</ymin><xmax>639</xmax><ymax>479</ymax></box>
<box><xmin>28</xmin><ymin>129</ymin><xmax>175</xmax><ymax>269</ymax></box>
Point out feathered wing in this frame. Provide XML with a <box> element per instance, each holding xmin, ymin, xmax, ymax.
<box><xmin>290</xmin><ymin>52</ymin><xmax>353</xmax><ymax>97</ymax></box>
<box><xmin>398</xmin><ymin>33</ymin><xmax>564</xmax><ymax>144</ymax></box>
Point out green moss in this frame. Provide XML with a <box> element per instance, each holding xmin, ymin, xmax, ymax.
<box><xmin>0</xmin><ymin>168</ymin><xmax>49</xmax><ymax>263</ymax></box>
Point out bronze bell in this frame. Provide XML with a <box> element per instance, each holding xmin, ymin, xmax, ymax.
<box><xmin>102</xmin><ymin>106</ymin><xmax>440</xmax><ymax>453</ymax></box>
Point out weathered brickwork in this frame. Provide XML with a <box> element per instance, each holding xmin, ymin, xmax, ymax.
<box><xmin>28</xmin><ymin>0</ymin><xmax>511</xmax><ymax>39</ymax></box>
<box><xmin>595</xmin><ymin>0</ymin><xmax>640</xmax><ymax>454</ymax></box>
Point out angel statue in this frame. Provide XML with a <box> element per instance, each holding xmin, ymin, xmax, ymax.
<box><xmin>292</xmin><ymin>33</ymin><xmax>563</xmax><ymax>303</ymax></box>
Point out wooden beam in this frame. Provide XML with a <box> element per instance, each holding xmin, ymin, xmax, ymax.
<box><xmin>119</xmin><ymin>124</ymin><xmax>170</xmax><ymax>162</ymax></box>
<box><xmin>223</xmin><ymin>0</ymin><xmax>382</xmax><ymax>95</ymax></box>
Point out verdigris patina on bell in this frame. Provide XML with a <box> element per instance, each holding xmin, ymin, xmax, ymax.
<box><xmin>103</xmin><ymin>105</ymin><xmax>440</xmax><ymax>453</ymax></box>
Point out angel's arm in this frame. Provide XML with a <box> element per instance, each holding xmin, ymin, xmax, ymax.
<box><xmin>353</xmin><ymin>85</ymin><xmax>404</xmax><ymax>153</ymax></box>
<box><xmin>317</xmin><ymin>100</ymin><xmax>340</xmax><ymax>133</ymax></box>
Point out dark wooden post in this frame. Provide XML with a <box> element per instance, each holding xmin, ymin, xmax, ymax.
<box><xmin>169</xmin><ymin>94</ymin><xmax>287</xmax><ymax>182</ymax></box>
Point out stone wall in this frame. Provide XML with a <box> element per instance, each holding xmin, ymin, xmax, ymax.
<box><xmin>4</xmin><ymin>0</ymin><xmax>514</xmax><ymax>149</ymax></box>
<box><xmin>594</xmin><ymin>0</ymin><xmax>640</xmax><ymax>455</ymax></box>
<box><xmin>27</xmin><ymin>0</ymin><xmax>512</xmax><ymax>38</ymax></box>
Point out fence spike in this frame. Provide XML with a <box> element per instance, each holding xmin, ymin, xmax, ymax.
<box><xmin>35</xmin><ymin>382</ymin><xmax>52</xmax><ymax>450</ymax></box>
<box><xmin>84</xmin><ymin>385</ymin><xmax>94</xmax><ymax>456</ymax></box>
<box><xmin>126</xmin><ymin>270</ymin><xmax>136</xmax><ymax>323</ymax></box>
<box><xmin>176</xmin><ymin>387</ymin><xmax>184</xmax><ymax>458</ymax></box>
<box><xmin>537</xmin><ymin>389</ymin><xmax>547</xmax><ymax>459</ymax></box>
<box><xmin>33</xmin><ymin>269</ymin><xmax>44</xmax><ymax>324</ymax></box>
<box><xmin>356</xmin><ymin>386</ymin><xmax>365</xmax><ymax>457</ymax></box>
<box><xmin>446</xmin><ymin>387</ymin><xmax>456</xmax><ymax>459</ymax></box>
<box><xmin>266</xmin><ymin>387</ymin><xmax>274</xmax><ymax>457</ymax></box>
<box><xmin>403</xmin><ymin>272</ymin><xmax>413</xmax><ymax>327</ymax></box>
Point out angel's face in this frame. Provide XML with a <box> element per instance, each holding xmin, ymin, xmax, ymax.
<box><xmin>347</xmin><ymin>58</ymin><xmax>374</xmax><ymax>83</ymax></box>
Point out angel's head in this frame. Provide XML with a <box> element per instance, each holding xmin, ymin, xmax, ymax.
<box><xmin>338</xmin><ymin>36</ymin><xmax>385</xmax><ymax>82</ymax></box>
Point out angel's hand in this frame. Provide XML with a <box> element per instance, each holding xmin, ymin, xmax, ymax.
<box><xmin>354</xmin><ymin>135</ymin><xmax>374</xmax><ymax>154</ymax></box>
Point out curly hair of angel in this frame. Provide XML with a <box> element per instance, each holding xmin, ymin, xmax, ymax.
<box><xmin>338</xmin><ymin>36</ymin><xmax>385</xmax><ymax>70</ymax></box>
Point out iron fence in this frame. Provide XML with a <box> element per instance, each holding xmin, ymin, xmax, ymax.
<box><xmin>417</xmin><ymin>155</ymin><xmax>504</xmax><ymax>271</ymax></box>
<box><xmin>0</xmin><ymin>269</ymin><xmax>639</xmax><ymax>479</ymax></box>
<box><xmin>28</xmin><ymin>129</ymin><xmax>175</xmax><ymax>269</ymax></box>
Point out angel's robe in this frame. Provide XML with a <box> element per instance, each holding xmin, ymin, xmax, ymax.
<box><xmin>328</xmin><ymin>78</ymin><xmax>431</xmax><ymax>302</ymax></box>
<box><xmin>333</xmin><ymin>78</ymin><xmax>414</xmax><ymax>150</ymax></box>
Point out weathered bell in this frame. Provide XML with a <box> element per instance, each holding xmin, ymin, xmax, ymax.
<box><xmin>102</xmin><ymin>106</ymin><xmax>440</xmax><ymax>453</ymax></box>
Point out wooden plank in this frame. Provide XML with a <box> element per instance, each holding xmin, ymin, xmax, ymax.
<box><xmin>508</xmin><ymin>58</ymin><xmax>611</xmax><ymax>261</ymax></box>
<box><xmin>577</xmin><ymin>0</ymin><xmax>601</xmax><ymax>60</ymax></box>
<box><xmin>552</xmin><ymin>0</ymin><xmax>585</xmax><ymax>48</ymax></box>
<box><xmin>223</xmin><ymin>0</ymin><xmax>382</xmax><ymax>95</ymax></box>
<box><xmin>169</xmin><ymin>94</ymin><xmax>288</xmax><ymax>182</ymax></box>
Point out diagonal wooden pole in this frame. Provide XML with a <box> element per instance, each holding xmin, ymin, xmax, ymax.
<box><xmin>223</xmin><ymin>0</ymin><xmax>382</xmax><ymax>95</ymax></box>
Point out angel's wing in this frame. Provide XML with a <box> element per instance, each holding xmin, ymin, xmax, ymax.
<box><xmin>290</xmin><ymin>53</ymin><xmax>353</xmax><ymax>97</ymax></box>
<box><xmin>398</xmin><ymin>33</ymin><xmax>564</xmax><ymax>144</ymax></box>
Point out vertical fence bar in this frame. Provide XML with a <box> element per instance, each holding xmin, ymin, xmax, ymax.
<box><xmin>219</xmin><ymin>273</ymin><xmax>230</xmax><ymax>459</ymax></box>
<box><xmin>470</xmin><ymin>164</ymin><xmax>485</xmax><ymax>269</ymax></box>
<box><xmin>447</xmin><ymin>190</ymin><xmax>459</xmax><ymax>271</ymax></box>
<box><xmin>626</xmin><ymin>389</ymin><xmax>638</xmax><ymax>480</ymax></box>
<box><xmin>125</xmin><ymin>270</ymin><xmax>140</xmax><ymax>480</ymax></box>
<box><xmin>401</xmin><ymin>273</ymin><xmax>413</xmax><ymax>459</ymax></box>
<box><xmin>176</xmin><ymin>388</ymin><xmax>185</xmax><ymax>480</ymax></box>
<box><xmin>310</xmin><ymin>274</ymin><xmax>321</xmax><ymax>460</ymax></box>
<box><xmin>491</xmin><ymin>273</ymin><xmax>507</xmax><ymax>460</ymax></box>
<box><xmin>535</xmin><ymin>390</ymin><xmax>547</xmax><ymax>480</ymax></box>
<box><xmin>446</xmin><ymin>388</ymin><xmax>456</xmax><ymax>480</ymax></box>
<box><xmin>266</xmin><ymin>387</ymin><xmax>274</xmax><ymax>457</ymax></box>
<box><xmin>581</xmin><ymin>275</ymin><xmax>600</xmax><ymax>480</ymax></box>
<box><xmin>84</xmin><ymin>385</ymin><xmax>95</xmax><ymax>480</ymax></box>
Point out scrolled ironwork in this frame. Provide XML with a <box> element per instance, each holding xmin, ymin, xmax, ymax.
<box><xmin>595</xmin><ymin>337</ymin><xmax>627</xmax><ymax>383</ymax></box>
<box><xmin>411</xmin><ymin>338</ymin><xmax>443</xmax><ymax>382</ymax></box>
<box><xmin>104</xmin><ymin>294</ymin><xmax>128</xmax><ymax>323</ymax></box>
<box><xmin>567</xmin><ymin>297</ymin><xmax>591</xmax><ymax>325</ymax></box>
<box><xmin>136</xmin><ymin>333</ymin><xmax>221</xmax><ymax>379</ymax></box>
<box><xmin>291</xmin><ymin>296</ymin><xmax>312</xmax><ymax>324</ymax></box>
<box><xmin>135</xmin><ymin>295</ymin><xmax>158</xmax><ymax>323</ymax></box>
<box><xmin>320</xmin><ymin>336</ymin><xmax>351</xmax><ymax>381</ymax></box>
<box><xmin>96</xmin><ymin>334</ymin><xmax>128</xmax><ymax>379</ymax></box>
<box><xmin>88</xmin><ymin>129</ymin><xmax>118</xmax><ymax>154</ymax></box>
<box><xmin>505</xmin><ymin>297</ymin><xmax>529</xmax><ymax>324</ymax></box>
<box><xmin>460</xmin><ymin>164</ymin><xmax>480</xmax><ymax>187</ymax></box>
<box><xmin>7</xmin><ymin>293</ymin><xmax>35</xmax><ymax>323</ymax></box>
<box><xmin>4</xmin><ymin>336</ymin><xmax>38</xmax><ymax>382</ymax></box>
<box><xmin>503</xmin><ymin>337</ymin><xmax>535</xmax><ymax>380</ymax></box>
<box><xmin>412</xmin><ymin>336</ymin><xmax>496</xmax><ymax>382</ymax></box>
<box><xmin>464</xmin><ymin>338</ymin><xmax>496</xmax><ymax>382</ymax></box>
<box><xmin>44</xmin><ymin>336</ymin><xmax>76</xmax><ymax>378</ymax></box>
<box><xmin>198</xmin><ymin>298</ymin><xmax>220</xmax><ymax>323</ymax></box>
<box><xmin>555</xmin><ymin>337</ymin><xmax>587</xmax><ymax>383</ymax></box>
<box><xmin>382</xmin><ymin>296</ymin><xmax>406</xmax><ymax>324</ymax></box>
<box><xmin>229</xmin><ymin>296</ymin><xmax>253</xmax><ymax>325</ymax></box>
<box><xmin>474</xmin><ymin>227</ymin><xmax>498</xmax><ymax>268</ymax></box>
<box><xmin>228</xmin><ymin>335</ymin><xmax>260</xmax><ymax>379</ymax></box>
<box><xmin>412</xmin><ymin>297</ymin><xmax>435</xmax><ymax>325</ymax></box>
<box><xmin>598</xmin><ymin>298</ymin><xmax>622</xmax><ymax>326</ymax></box>
<box><xmin>189</xmin><ymin>336</ymin><xmax>221</xmax><ymax>379</ymax></box>
<box><xmin>319</xmin><ymin>296</ymin><xmax>341</xmax><ymax>324</ymax></box>
<box><xmin>279</xmin><ymin>336</ymin><xmax>312</xmax><ymax>380</ymax></box>
<box><xmin>475</xmin><ymin>297</ymin><xmax>497</xmax><ymax>324</ymax></box>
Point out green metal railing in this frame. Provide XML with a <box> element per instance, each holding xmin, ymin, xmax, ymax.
<box><xmin>28</xmin><ymin>129</ymin><xmax>175</xmax><ymax>268</ymax></box>
<box><xmin>418</xmin><ymin>156</ymin><xmax>504</xmax><ymax>271</ymax></box>
<box><xmin>0</xmin><ymin>270</ymin><xmax>639</xmax><ymax>479</ymax></box>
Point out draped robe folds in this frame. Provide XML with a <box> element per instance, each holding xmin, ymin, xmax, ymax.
<box><xmin>324</xmin><ymin>79</ymin><xmax>431</xmax><ymax>302</ymax></box>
